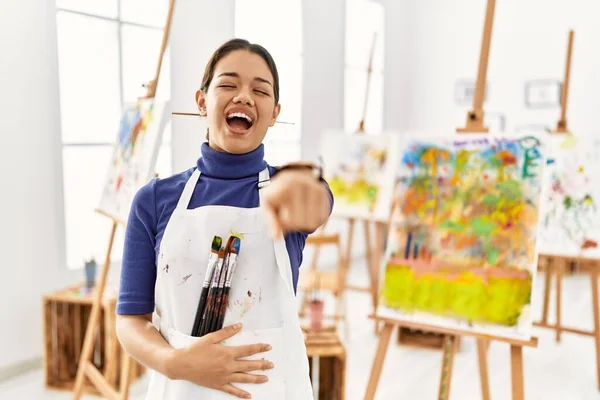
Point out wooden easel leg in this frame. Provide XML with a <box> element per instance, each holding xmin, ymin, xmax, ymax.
<box><xmin>541</xmin><ymin>257</ymin><xmax>553</xmax><ymax>324</ymax></box>
<box><xmin>309</xmin><ymin>221</ymin><xmax>329</xmax><ymax>270</ymax></box>
<box><xmin>119</xmin><ymin>352</ymin><xmax>133</xmax><ymax>400</ymax></box>
<box><xmin>590</xmin><ymin>269</ymin><xmax>600</xmax><ymax>390</ymax></box>
<box><xmin>363</xmin><ymin>220</ymin><xmax>373</xmax><ymax>281</ymax></box>
<box><xmin>104</xmin><ymin>300</ymin><xmax>118</xmax><ymax>387</ymax></box>
<box><xmin>555</xmin><ymin>259</ymin><xmax>564</xmax><ymax>342</ymax></box>
<box><xmin>438</xmin><ymin>335</ymin><xmax>458</xmax><ymax>400</ymax></box>
<box><xmin>72</xmin><ymin>222</ymin><xmax>118</xmax><ymax>399</ymax></box>
<box><xmin>363</xmin><ymin>219</ymin><xmax>376</xmax><ymax>333</ymax></box>
<box><xmin>345</xmin><ymin>218</ymin><xmax>355</xmax><ymax>287</ymax></box>
<box><xmin>371</xmin><ymin>223</ymin><xmax>384</xmax><ymax>321</ymax></box>
<box><xmin>510</xmin><ymin>345</ymin><xmax>525</xmax><ymax>400</ymax></box>
<box><xmin>364</xmin><ymin>323</ymin><xmax>393</xmax><ymax>400</ymax></box>
<box><xmin>336</xmin><ymin>237</ymin><xmax>350</xmax><ymax>339</ymax></box>
<box><xmin>477</xmin><ymin>339</ymin><xmax>491</xmax><ymax>400</ymax></box>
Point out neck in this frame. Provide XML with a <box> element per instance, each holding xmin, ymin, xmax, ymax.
<box><xmin>207</xmin><ymin>139</ymin><xmax>225</xmax><ymax>153</ymax></box>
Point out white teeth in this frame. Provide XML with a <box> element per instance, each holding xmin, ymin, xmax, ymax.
<box><xmin>227</xmin><ymin>112</ymin><xmax>253</xmax><ymax>123</ymax></box>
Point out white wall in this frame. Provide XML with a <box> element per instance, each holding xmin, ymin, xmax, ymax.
<box><xmin>301</xmin><ymin>0</ymin><xmax>346</xmax><ymax>162</ymax></box>
<box><xmin>170</xmin><ymin>0</ymin><xmax>235</xmax><ymax>174</ymax></box>
<box><xmin>0</xmin><ymin>0</ymin><xmax>83</xmax><ymax>371</ymax></box>
<box><xmin>382</xmin><ymin>0</ymin><xmax>600</xmax><ymax>136</ymax></box>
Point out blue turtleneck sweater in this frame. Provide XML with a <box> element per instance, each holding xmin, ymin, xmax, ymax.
<box><xmin>116</xmin><ymin>142</ymin><xmax>333</xmax><ymax>315</ymax></box>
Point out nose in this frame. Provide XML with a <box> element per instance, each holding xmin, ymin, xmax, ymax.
<box><xmin>233</xmin><ymin>89</ymin><xmax>254</xmax><ymax>106</ymax></box>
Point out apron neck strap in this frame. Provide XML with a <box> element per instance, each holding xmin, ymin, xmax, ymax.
<box><xmin>258</xmin><ymin>167</ymin><xmax>270</xmax><ymax>205</ymax></box>
<box><xmin>175</xmin><ymin>169</ymin><xmax>201</xmax><ymax>210</ymax></box>
<box><xmin>258</xmin><ymin>167</ymin><xmax>271</xmax><ymax>189</ymax></box>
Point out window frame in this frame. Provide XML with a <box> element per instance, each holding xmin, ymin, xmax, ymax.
<box><xmin>55</xmin><ymin>1</ymin><xmax>171</xmax><ymax>269</ymax></box>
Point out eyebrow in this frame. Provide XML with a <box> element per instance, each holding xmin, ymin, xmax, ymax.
<box><xmin>217</xmin><ymin>72</ymin><xmax>273</xmax><ymax>88</ymax></box>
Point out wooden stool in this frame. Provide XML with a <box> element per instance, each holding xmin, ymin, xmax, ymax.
<box><xmin>299</xmin><ymin>232</ymin><xmax>349</xmax><ymax>335</ymax></box>
<box><xmin>42</xmin><ymin>284</ymin><xmax>145</xmax><ymax>395</ymax></box>
<box><xmin>304</xmin><ymin>328</ymin><xmax>346</xmax><ymax>400</ymax></box>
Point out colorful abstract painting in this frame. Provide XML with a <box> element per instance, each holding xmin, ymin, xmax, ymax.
<box><xmin>320</xmin><ymin>131</ymin><xmax>401</xmax><ymax>222</ymax></box>
<box><xmin>538</xmin><ymin>134</ymin><xmax>600</xmax><ymax>259</ymax></box>
<box><xmin>98</xmin><ymin>98</ymin><xmax>170</xmax><ymax>223</ymax></box>
<box><xmin>378</xmin><ymin>133</ymin><xmax>546</xmax><ymax>340</ymax></box>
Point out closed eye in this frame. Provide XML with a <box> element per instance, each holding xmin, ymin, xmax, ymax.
<box><xmin>218</xmin><ymin>84</ymin><xmax>236</xmax><ymax>88</ymax></box>
<box><xmin>254</xmin><ymin>89</ymin><xmax>270</xmax><ymax>96</ymax></box>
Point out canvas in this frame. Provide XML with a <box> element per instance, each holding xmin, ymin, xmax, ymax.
<box><xmin>320</xmin><ymin>131</ymin><xmax>401</xmax><ymax>222</ymax></box>
<box><xmin>378</xmin><ymin>133</ymin><xmax>546</xmax><ymax>340</ymax></box>
<box><xmin>538</xmin><ymin>134</ymin><xmax>600</xmax><ymax>259</ymax></box>
<box><xmin>98</xmin><ymin>98</ymin><xmax>170</xmax><ymax>223</ymax></box>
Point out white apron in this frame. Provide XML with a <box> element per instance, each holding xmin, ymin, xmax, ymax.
<box><xmin>145</xmin><ymin>167</ymin><xmax>314</xmax><ymax>400</ymax></box>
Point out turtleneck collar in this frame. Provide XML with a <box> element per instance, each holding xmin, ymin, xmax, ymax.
<box><xmin>196</xmin><ymin>142</ymin><xmax>268</xmax><ymax>179</ymax></box>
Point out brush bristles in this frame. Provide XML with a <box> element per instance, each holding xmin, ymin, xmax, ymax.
<box><xmin>230</xmin><ymin>237</ymin><xmax>241</xmax><ymax>254</ymax></box>
<box><xmin>212</xmin><ymin>236</ymin><xmax>222</xmax><ymax>251</ymax></box>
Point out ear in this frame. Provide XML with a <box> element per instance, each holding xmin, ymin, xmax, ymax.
<box><xmin>269</xmin><ymin>104</ymin><xmax>281</xmax><ymax>127</ymax></box>
<box><xmin>195</xmin><ymin>90</ymin><xmax>207</xmax><ymax>117</ymax></box>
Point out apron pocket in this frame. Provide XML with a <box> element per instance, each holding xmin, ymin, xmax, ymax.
<box><xmin>164</xmin><ymin>327</ymin><xmax>286</xmax><ymax>400</ymax></box>
<box><xmin>164</xmin><ymin>328</ymin><xmax>217</xmax><ymax>399</ymax></box>
<box><xmin>216</xmin><ymin>327</ymin><xmax>286</xmax><ymax>400</ymax></box>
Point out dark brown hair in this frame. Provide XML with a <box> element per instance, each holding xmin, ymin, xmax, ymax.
<box><xmin>200</xmin><ymin>38</ymin><xmax>280</xmax><ymax>105</ymax></box>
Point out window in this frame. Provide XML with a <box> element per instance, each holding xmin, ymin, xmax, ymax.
<box><xmin>55</xmin><ymin>0</ymin><xmax>172</xmax><ymax>269</ymax></box>
<box><xmin>234</xmin><ymin>0</ymin><xmax>303</xmax><ymax>165</ymax></box>
<box><xmin>344</xmin><ymin>0</ymin><xmax>385</xmax><ymax>134</ymax></box>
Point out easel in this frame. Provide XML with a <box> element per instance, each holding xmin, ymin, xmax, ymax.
<box><xmin>71</xmin><ymin>2</ymin><xmax>176</xmax><ymax>399</ymax></box>
<box><xmin>533</xmin><ymin>30</ymin><xmax>600</xmax><ymax>391</ymax></box>
<box><xmin>364</xmin><ymin>318</ymin><xmax>537</xmax><ymax>400</ymax></box>
<box><xmin>364</xmin><ymin>1</ymin><xmax>538</xmax><ymax>398</ymax></box>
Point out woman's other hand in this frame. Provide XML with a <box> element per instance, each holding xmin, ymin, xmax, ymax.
<box><xmin>168</xmin><ymin>324</ymin><xmax>273</xmax><ymax>399</ymax></box>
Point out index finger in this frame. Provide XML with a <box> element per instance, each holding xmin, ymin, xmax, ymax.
<box><xmin>206</xmin><ymin>323</ymin><xmax>242</xmax><ymax>343</ymax></box>
<box><xmin>231</xmin><ymin>343</ymin><xmax>272</xmax><ymax>359</ymax></box>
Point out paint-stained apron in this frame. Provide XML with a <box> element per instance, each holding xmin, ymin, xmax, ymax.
<box><xmin>145</xmin><ymin>167</ymin><xmax>314</xmax><ymax>400</ymax></box>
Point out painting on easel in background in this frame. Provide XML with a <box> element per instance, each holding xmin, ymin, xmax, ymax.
<box><xmin>538</xmin><ymin>134</ymin><xmax>600</xmax><ymax>259</ymax></box>
<box><xmin>98</xmin><ymin>98</ymin><xmax>170</xmax><ymax>223</ymax></box>
<box><xmin>320</xmin><ymin>131</ymin><xmax>400</xmax><ymax>222</ymax></box>
<box><xmin>379</xmin><ymin>133</ymin><xmax>546</xmax><ymax>340</ymax></box>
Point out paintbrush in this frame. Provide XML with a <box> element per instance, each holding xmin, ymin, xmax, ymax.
<box><xmin>215</xmin><ymin>237</ymin><xmax>241</xmax><ymax>331</ymax></box>
<box><xmin>191</xmin><ymin>236</ymin><xmax>222</xmax><ymax>337</ymax></box>
<box><xmin>208</xmin><ymin>236</ymin><xmax>235</xmax><ymax>334</ymax></box>
<box><xmin>198</xmin><ymin>248</ymin><xmax>226</xmax><ymax>336</ymax></box>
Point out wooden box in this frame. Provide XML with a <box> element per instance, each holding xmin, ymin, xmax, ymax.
<box><xmin>305</xmin><ymin>329</ymin><xmax>346</xmax><ymax>400</ymax></box>
<box><xmin>42</xmin><ymin>284</ymin><xmax>145</xmax><ymax>395</ymax></box>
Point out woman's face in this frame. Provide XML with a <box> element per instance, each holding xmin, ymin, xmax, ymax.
<box><xmin>196</xmin><ymin>50</ymin><xmax>280</xmax><ymax>154</ymax></box>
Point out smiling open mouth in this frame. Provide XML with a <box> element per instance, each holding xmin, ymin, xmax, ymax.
<box><xmin>226</xmin><ymin>112</ymin><xmax>254</xmax><ymax>132</ymax></box>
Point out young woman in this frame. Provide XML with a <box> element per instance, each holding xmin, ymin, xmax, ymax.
<box><xmin>115</xmin><ymin>38</ymin><xmax>333</xmax><ymax>400</ymax></box>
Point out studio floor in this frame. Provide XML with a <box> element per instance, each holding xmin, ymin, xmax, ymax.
<box><xmin>2</xmin><ymin>256</ymin><xmax>600</xmax><ymax>400</ymax></box>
